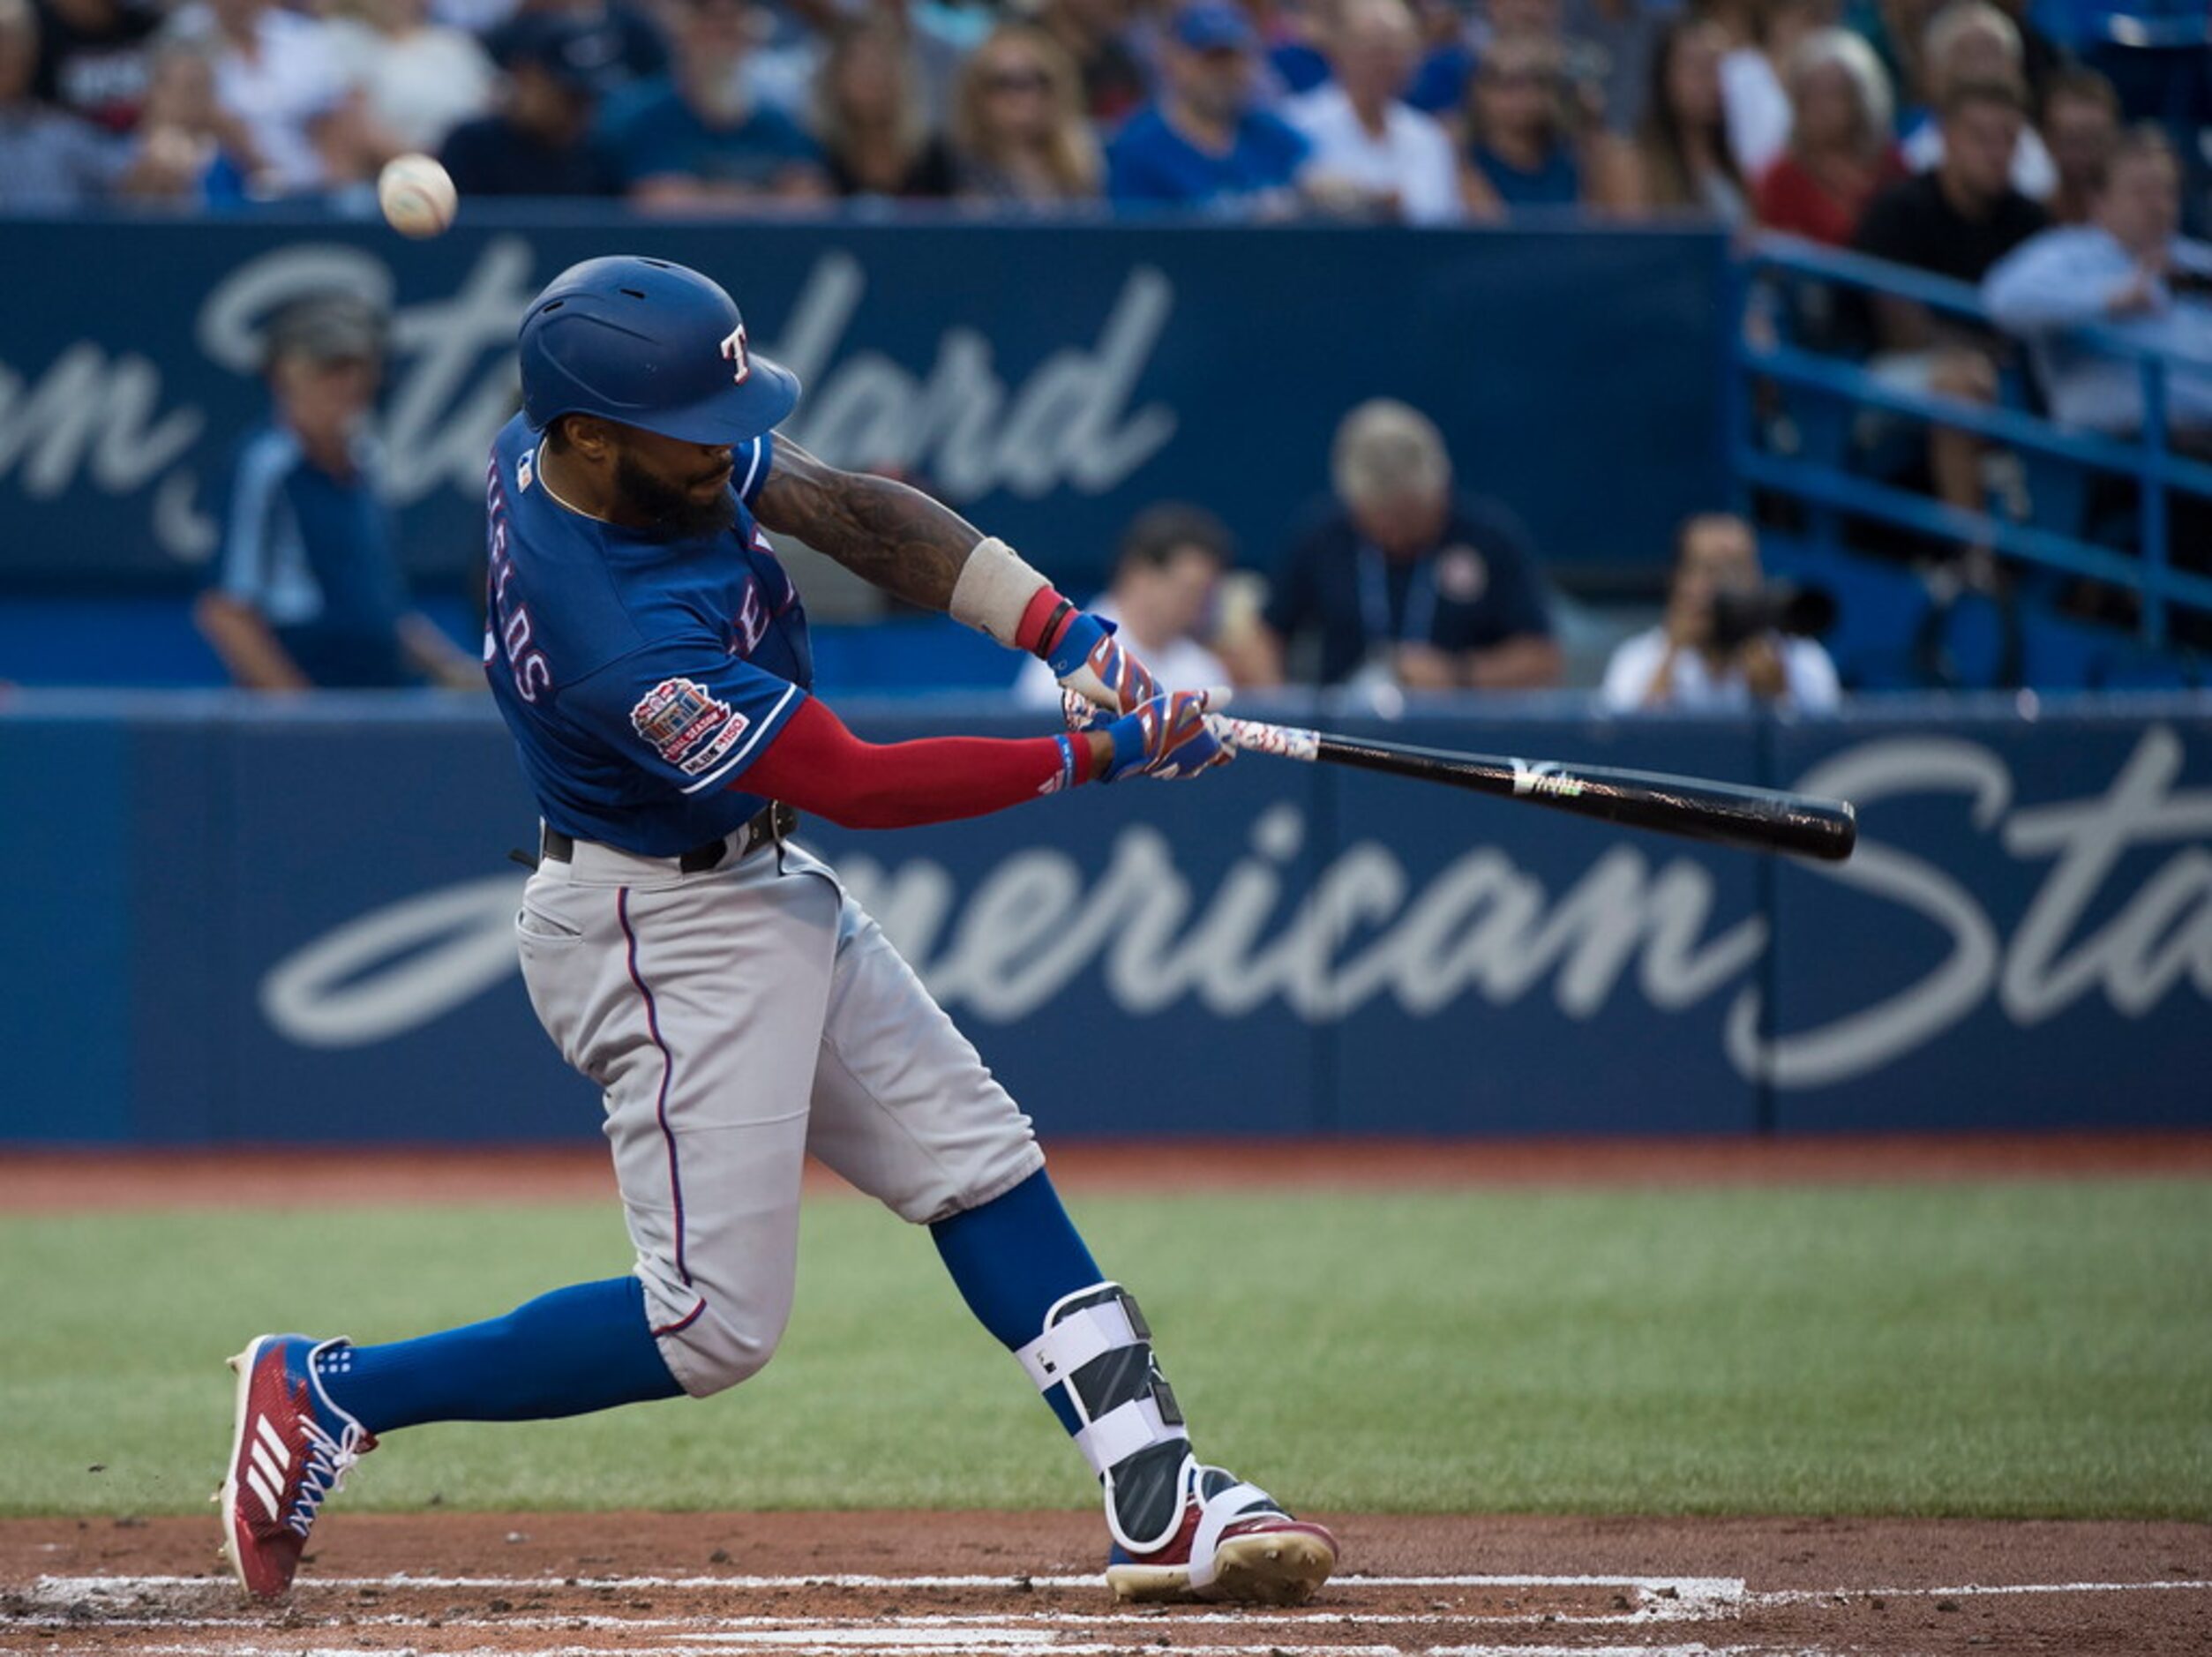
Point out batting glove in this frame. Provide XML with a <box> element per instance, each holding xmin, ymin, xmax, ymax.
<box><xmin>1046</xmin><ymin>612</ymin><xmax>1160</xmax><ymax>717</ymax></box>
<box><xmin>1098</xmin><ymin>689</ymin><xmax>1238</xmax><ymax>783</ymax></box>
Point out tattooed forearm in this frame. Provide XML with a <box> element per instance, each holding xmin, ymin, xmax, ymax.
<box><xmin>752</xmin><ymin>438</ymin><xmax>982</xmax><ymax>611</ymax></box>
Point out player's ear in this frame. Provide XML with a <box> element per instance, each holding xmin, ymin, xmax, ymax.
<box><xmin>561</xmin><ymin>415</ymin><xmax>613</xmax><ymax>461</ymax></box>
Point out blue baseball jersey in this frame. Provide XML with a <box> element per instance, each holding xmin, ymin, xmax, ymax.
<box><xmin>216</xmin><ymin>424</ymin><xmax>413</xmax><ymax>688</ymax></box>
<box><xmin>1105</xmin><ymin>104</ymin><xmax>1308</xmax><ymax>214</ymax></box>
<box><xmin>481</xmin><ymin>414</ymin><xmax>812</xmax><ymax>857</ymax></box>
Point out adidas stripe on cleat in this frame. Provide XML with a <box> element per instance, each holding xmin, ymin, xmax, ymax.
<box><xmin>215</xmin><ymin>1334</ymin><xmax>376</xmax><ymax>1601</ymax></box>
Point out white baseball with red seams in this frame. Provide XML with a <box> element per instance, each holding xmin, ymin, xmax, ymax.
<box><xmin>377</xmin><ymin>154</ymin><xmax>457</xmax><ymax>238</ymax></box>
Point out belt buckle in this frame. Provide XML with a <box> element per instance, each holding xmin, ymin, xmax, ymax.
<box><xmin>746</xmin><ymin>802</ymin><xmax>794</xmax><ymax>859</ymax></box>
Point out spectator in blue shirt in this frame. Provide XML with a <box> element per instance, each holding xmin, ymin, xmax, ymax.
<box><xmin>195</xmin><ymin>296</ymin><xmax>481</xmax><ymax>692</ymax></box>
<box><xmin>1984</xmin><ymin>126</ymin><xmax>2212</xmax><ymax>444</ymax></box>
<box><xmin>439</xmin><ymin>11</ymin><xmax>626</xmax><ymax>197</ymax></box>
<box><xmin>1984</xmin><ymin>124</ymin><xmax>2212</xmax><ymax>635</ymax></box>
<box><xmin>1253</xmin><ymin>399</ymin><xmax>1563</xmax><ymax>691</ymax></box>
<box><xmin>1106</xmin><ymin>0</ymin><xmax>1310</xmax><ymax>214</ymax></box>
<box><xmin>604</xmin><ymin>0</ymin><xmax>828</xmax><ymax>209</ymax></box>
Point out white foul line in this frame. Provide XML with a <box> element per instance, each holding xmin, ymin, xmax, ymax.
<box><xmin>0</xmin><ymin>1609</ymin><xmax>1675</xmax><ymax>1629</ymax></box>
<box><xmin>113</xmin><ymin>1646</ymin><xmax>1814</xmax><ymax>1657</ymax></box>
<box><xmin>23</xmin><ymin>1570</ymin><xmax>1745</xmax><ymax>1597</ymax></box>
<box><xmin>1750</xmin><ymin>1579</ymin><xmax>2212</xmax><ymax>1604</ymax></box>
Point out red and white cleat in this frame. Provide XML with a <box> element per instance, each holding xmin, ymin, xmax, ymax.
<box><xmin>1105</xmin><ymin>1465</ymin><xmax>1338</xmax><ymax>1605</ymax></box>
<box><xmin>215</xmin><ymin>1334</ymin><xmax>376</xmax><ymax>1601</ymax></box>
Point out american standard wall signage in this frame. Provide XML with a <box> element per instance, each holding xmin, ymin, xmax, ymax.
<box><xmin>0</xmin><ymin>220</ymin><xmax>1725</xmax><ymax>595</ymax></box>
<box><xmin>3</xmin><ymin>699</ymin><xmax>2204</xmax><ymax>1143</ymax></box>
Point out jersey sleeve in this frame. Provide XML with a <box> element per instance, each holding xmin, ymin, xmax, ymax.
<box><xmin>217</xmin><ymin>435</ymin><xmax>295</xmax><ymax>608</ymax></box>
<box><xmin>735</xmin><ymin>432</ymin><xmax>774</xmax><ymax>510</ymax></box>
<box><xmin>561</xmin><ymin>635</ymin><xmax>808</xmax><ymax>796</ymax></box>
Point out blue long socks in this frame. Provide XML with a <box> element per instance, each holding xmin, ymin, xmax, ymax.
<box><xmin>932</xmin><ymin>1168</ymin><xmax>1102</xmax><ymax>1434</ymax></box>
<box><xmin>315</xmin><ymin>1277</ymin><xmax>681</xmax><ymax>1435</ymax></box>
<box><xmin>312</xmin><ymin>1172</ymin><xmax>1104</xmax><ymax>1441</ymax></box>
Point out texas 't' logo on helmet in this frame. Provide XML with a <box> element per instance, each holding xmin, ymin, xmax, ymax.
<box><xmin>721</xmin><ymin>325</ymin><xmax>751</xmax><ymax>386</ymax></box>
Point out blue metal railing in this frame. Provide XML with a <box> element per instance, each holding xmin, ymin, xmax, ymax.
<box><xmin>1726</xmin><ymin>234</ymin><xmax>2212</xmax><ymax>648</ymax></box>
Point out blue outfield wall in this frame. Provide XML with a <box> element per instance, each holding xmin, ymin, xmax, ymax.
<box><xmin>0</xmin><ymin>216</ymin><xmax>1725</xmax><ymax>613</ymax></box>
<box><xmin>2</xmin><ymin>691</ymin><xmax>2208</xmax><ymax>1145</ymax></box>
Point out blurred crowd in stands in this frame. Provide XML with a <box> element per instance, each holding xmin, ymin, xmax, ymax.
<box><xmin>4</xmin><ymin>0</ymin><xmax>2204</xmax><ymax>694</ymax></box>
<box><xmin>199</xmin><ymin>288</ymin><xmax>1839</xmax><ymax>712</ymax></box>
<box><xmin>0</xmin><ymin>0</ymin><xmax>2203</xmax><ymax>225</ymax></box>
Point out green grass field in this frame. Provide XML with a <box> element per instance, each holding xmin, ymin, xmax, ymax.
<box><xmin>3</xmin><ymin>1181</ymin><xmax>2208</xmax><ymax>1522</ymax></box>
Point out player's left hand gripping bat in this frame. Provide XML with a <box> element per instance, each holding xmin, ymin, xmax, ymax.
<box><xmin>1218</xmin><ymin>717</ymin><xmax>1856</xmax><ymax>863</ymax></box>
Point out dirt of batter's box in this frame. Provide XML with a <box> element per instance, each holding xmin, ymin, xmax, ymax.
<box><xmin>3</xmin><ymin>1511</ymin><xmax>2207</xmax><ymax>1657</ymax></box>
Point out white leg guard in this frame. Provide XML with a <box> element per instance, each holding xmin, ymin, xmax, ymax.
<box><xmin>1016</xmin><ymin>1282</ymin><xmax>1193</xmax><ymax>1554</ymax></box>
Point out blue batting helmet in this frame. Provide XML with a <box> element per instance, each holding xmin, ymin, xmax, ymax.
<box><xmin>518</xmin><ymin>256</ymin><xmax>800</xmax><ymax>445</ymax></box>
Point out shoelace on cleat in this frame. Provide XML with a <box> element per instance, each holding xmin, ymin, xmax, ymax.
<box><xmin>284</xmin><ymin>1415</ymin><xmax>370</xmax><ymax>1539</ymax></box>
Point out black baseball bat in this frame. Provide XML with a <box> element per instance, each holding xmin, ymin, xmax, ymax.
<box><xmin>1219</xmin><ymin>717</ymin><xmax>1856</xmax><ymax>862</ymax></box>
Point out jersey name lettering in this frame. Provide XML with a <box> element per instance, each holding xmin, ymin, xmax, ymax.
<box><xmin>484</xmin><ymin>460</ymin><xmax>551</xmax><ymax>702</ymax></box>
<box><xmin>731</xmin><ymin>582</ymin><xmax>769</xmax><ymax>657</ymax></box>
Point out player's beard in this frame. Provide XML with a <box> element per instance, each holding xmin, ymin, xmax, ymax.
<box><xmin>616</xmin><ymin>450</ymin><xmax>739</xmax><ymax>539</ymax></box>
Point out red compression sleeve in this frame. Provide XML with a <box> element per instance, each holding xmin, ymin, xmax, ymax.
<box><xmin>740</xmin><ymin>697</ymin><xmax>1097</xmax><ymax>829</ymax></box>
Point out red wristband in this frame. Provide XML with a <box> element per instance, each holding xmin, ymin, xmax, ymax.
<box><xmin>1014</xmin><ymin>587</ymin><xmax>1076</xmax><ymax>657</ymax></box>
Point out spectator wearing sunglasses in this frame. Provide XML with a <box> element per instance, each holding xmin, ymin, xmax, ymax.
<box><xmin>949</xmin><ymin>21</ymin><xmax>1100</xmax><ymax>205</ymax></box>
<box><xmin>1459</xmin><ymin>26</ymin><xmax>1628</xmax><ymax>216</ymax></box>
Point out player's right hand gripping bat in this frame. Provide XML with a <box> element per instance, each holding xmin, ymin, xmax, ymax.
<box><xmin>1217</xmin><ymin>717</ymin><xmax>1856</xmax><ymax>863</ymax></box>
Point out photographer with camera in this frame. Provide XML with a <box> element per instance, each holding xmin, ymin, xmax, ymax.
<box><xmin>1601</xmin><ymin>513</ymin><xmax>1841</xmax><ymax>712</ymax></box>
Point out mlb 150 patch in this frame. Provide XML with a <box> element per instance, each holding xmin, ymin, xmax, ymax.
<box><xmin>631</xmin><ymin>678</ymin><xmax>751</xmax><ymax>776</ymax></box>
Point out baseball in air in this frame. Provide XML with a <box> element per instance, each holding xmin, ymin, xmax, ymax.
<box><xmin>377</xmin><ymin>154</ymin><xmax>458</xmax><ymax>238</ymax></box>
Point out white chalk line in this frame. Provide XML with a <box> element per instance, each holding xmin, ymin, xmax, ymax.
<box><xmin>1749</xmin><ymin>1578</ymin><xmax>2211</xmax><ymax>1603</ymax></box>
<box><xmin>0</xmin><ymin>1607</ymin><xmax>1698</xmax><ymax>1634</ymax></box>
<box><xmin>34</xmin><ymin>1569</ymin><xmax>2209</xmax><ymax>1608</ymax></box>
<box><xmin>16</xmin><ymin>1570</ymin><xmax>1740</xmax><ymax>1624</ymax></box>
<box><xmin>103</xmin><ymin>1647</ymin><xmax>1386</xmax><ymax>1657</ymax></box>
<box><xmin>0</xmin><ymin>1608</ymin><xmax>1666</xmax><ymax>1628</ymax></box>
<box><xmin>111</xmin><ymin>1646</ymin><xmax>1815</xmax><ymax>1657</ymax></box>
<box><xmin>24</xmin><ymin>1571</ymin><xmax>1743</xmax><ymax>1594</ymax></box>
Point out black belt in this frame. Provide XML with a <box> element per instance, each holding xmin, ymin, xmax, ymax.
<box><xmin>539</xmin><ymin>802</ymin><xmax>798</xmax><ymax>874</ymax></box>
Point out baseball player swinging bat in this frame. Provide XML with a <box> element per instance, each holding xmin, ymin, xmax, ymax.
<box><xmin>215</xmin><ymin>257</ymin><xmax>1337</xmax><ymax>1616</ymax></box>
<box><xmin>1218</xmin><ymin>717</ymin><xmax>1857</xmax><ymax>862</ymax></box>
